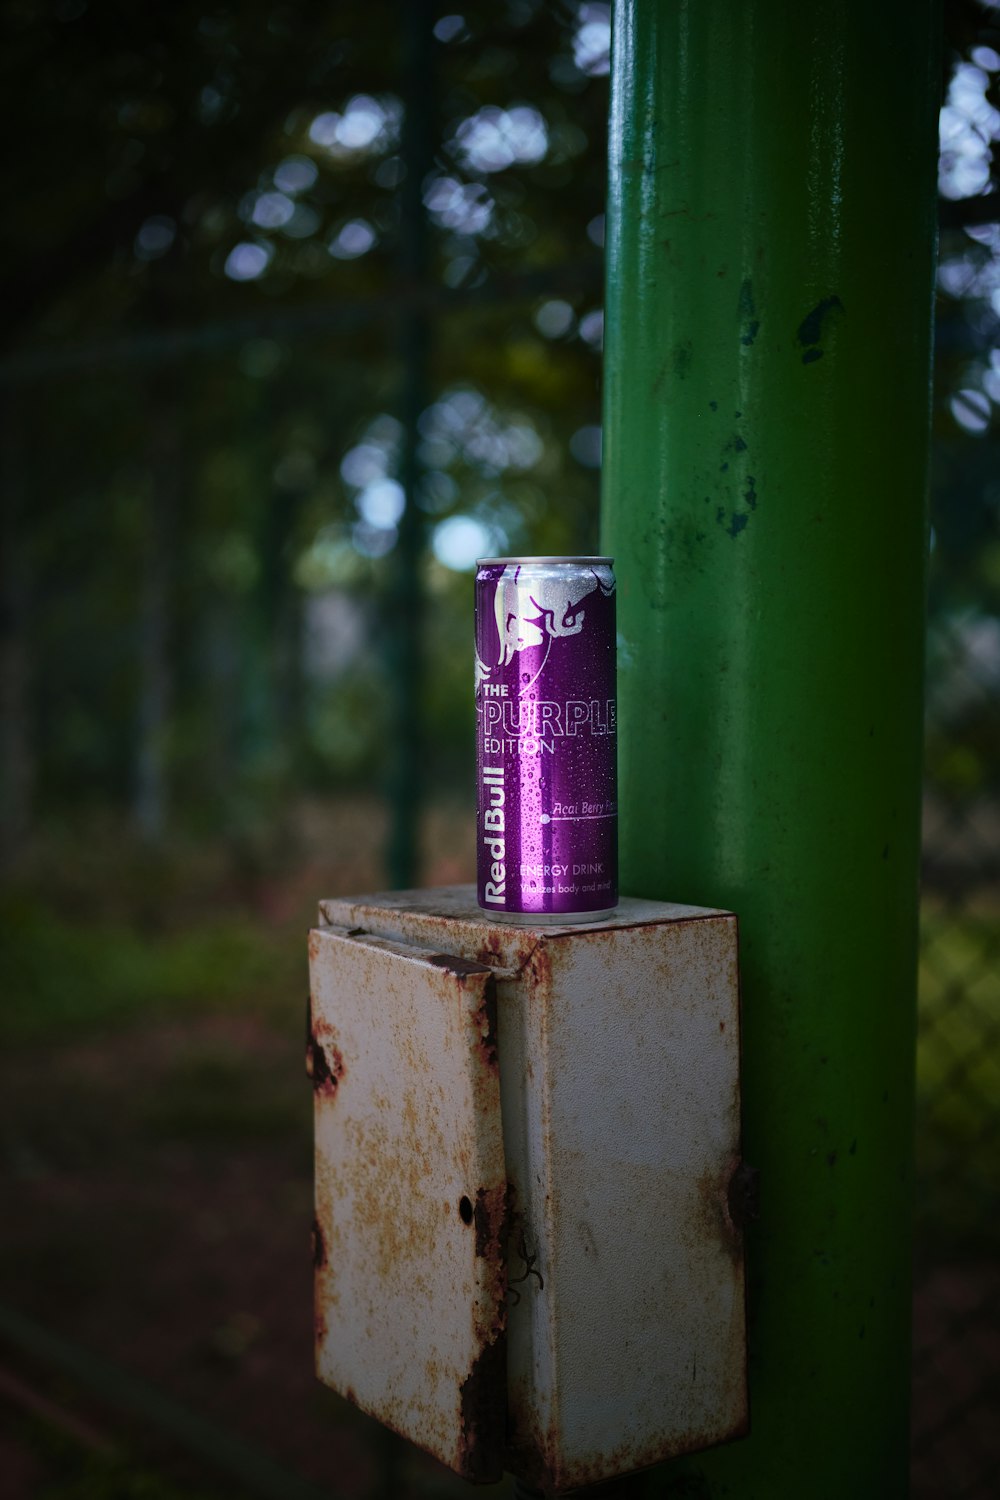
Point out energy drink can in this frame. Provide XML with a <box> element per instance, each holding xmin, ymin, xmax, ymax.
<box><xmin>475</xmin><ymin>556</ymin><xmax>617</xmax><ymax>923</ymax></box>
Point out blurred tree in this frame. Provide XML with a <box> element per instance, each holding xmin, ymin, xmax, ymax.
<box><xmin>2</xmin><ymin>0</ymin><xmax>998</xmax><ymax>851</ymax></box>
<box><xmin>933</xmin><ymin>0</ymin><xmax>1000</xmax><ymax>804</ymax></box>
<box><xmin>0</xmin><ymin>0</ymin><xmax>610</xmax><ymax>849</ymax></box>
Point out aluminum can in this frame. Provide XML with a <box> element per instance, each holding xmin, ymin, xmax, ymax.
<box><xmin>475</xmin><ymin>556</ymin><xmax>617</xmax><ymax>923</ymax></box>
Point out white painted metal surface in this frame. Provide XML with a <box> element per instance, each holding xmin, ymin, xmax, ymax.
<box><xmin>307</xmin><ymin>926</ymin><xmax>507</xmax><ymax>1482</ymax></box>
<box><xmin>309</xmin><ymin>886</ymin><xmax>747</xmax><ymax>1493</ymax></box>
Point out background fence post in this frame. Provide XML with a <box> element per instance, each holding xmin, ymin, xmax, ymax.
<box><xmin>601</xmin><ymin>3</ymin><xmax>940</xmax><ymax>1493</ymax></box>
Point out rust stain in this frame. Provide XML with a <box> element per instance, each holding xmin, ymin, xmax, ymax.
<box><xmin>526</xmin><ymin>942</ymin><xmax>553</xmax><ymax>990</ymax></box>
<box><xmin>474</xmin><ymin>977</ymin><xmax>499</xmax><ymax>1074</ymax></box>
<box><xmin>509</xmin><ymin>1403</ymin><xmax>629</xmax><ymax>1496</ymax></box>
<box><xmin>473</xmin><ymin>1179</ymin><xmax>508</xmax><ymax>1334</ymax></box>
<box><xmin>505</xmin><ymin>1404</ymin><xmax>563</xmax><ymax>1496</ymax></box>
<box><xmin>475</xmin><ymin>934</ymin><xmax>503</xmax><ymax>966</ymax></box>
<box><xmin>314</xmin><ymin>1287</ymin><xmax>328</xmax><ymax>1349</ymax></box>
<box><xmin>308</xmin><ymin>1029</ymin><xmax>346</xmax><ymax>1096</ymax></box>
<box><xmin>457</xmin><ymin>1333</ymin><xmax>505</xmax><ymax>1481</ymax></box>
<box><xmin>424</xmin><ymin>952</ymin><xmax>491</xmax><ymax>978</ymax></box>
<box><xmin>475</xmin><ymin>933</ymin><xmax>541</xmax><ymax>978</ymax></box>
<box><xmin>508</xmin><ymin>1399</ymin><xmax>748</xmax><ymax>1495</ymax></box>
<box><xmin>342</xmin><ymin>1105</ymin><xmax>441</xmax><ymax>1297</ymax></box>
<box><xmin>463</xmin><ymin>1178</ymin><xmax>508</xmax><ymax>1481</ymax></box>
<box><xmin>472</xmin><ymin>1181</ymin><xmax>507</xmax><ymax>1262</ymax></box>
<box><xmin>516</xmin><ymin>938</ymin><xmax>539</xmax><ymax>970</ymax></box>
<box><xmin>311</xmin><ymin>1216</ymin><xmax>326</xmax><ymax>1269</ymax></box>
<box><xmin>693</xmin><ymin>1155</ymin><xmax>744</xmax><ymax>1268</ymax></box>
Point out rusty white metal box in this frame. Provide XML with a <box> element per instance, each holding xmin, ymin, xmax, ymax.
<box><xmin>307</xmin><ymin>886</ymin><xmax>748</xmax><ymax>1493</ymax></box>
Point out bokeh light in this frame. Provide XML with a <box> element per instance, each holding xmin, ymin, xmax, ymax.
<box><xmin>432</xmin><ymin>514</ymin><xmax>495</xmax><ymax>570</ymax></box>
<box><xmin>329</xmin><ymin>220</ymin><xmax>377</xmax><ymax>259</ymax></box>
<box><xmin>534</xmin><ymin>299</ymin><xmax>575</xmax><ymax>337</ymax></box>
<box><xmin>223</xmin><ymin>241</ymin><xmax>272</xmax><ymax>280</ymax></box>
<box><xmin>454</xmin><ymin>105</ymin><xmax>549</xmax><ymax>173</ymax></box>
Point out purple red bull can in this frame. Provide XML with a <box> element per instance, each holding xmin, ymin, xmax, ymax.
<box><xmin>475</xmin><ymin>556</ymin><xmax>618</xmax><ymax>923</ymax></box>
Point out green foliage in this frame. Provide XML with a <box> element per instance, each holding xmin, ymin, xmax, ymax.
<box><xmin>140</xmin><ymin>1048</ymin><xmax>309</xmax><ymax>1145</ymax></box>
<box><xmin>3</xmin><ymin>1409</ymin><xmax>224</xmax><ymax>1500</ymax></box>
<box><xmin>3</xmin><ymin>0</ymin><xmax>612</xmax><ymax>828</ymax></box>
<box><xmin>37</xmin><ymin>1453</ymin><xmax>222</xmax><ymax>1500</ymax></box>
<box><xmin>0</xmin><ymin>892</ymin><xmax>301</xmax><ymax>1046</ymax></box>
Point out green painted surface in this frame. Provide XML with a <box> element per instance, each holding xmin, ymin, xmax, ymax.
<box><xmin>600</xmin><ymin>3</ymin><xmax>939</xmax><ymax>1495</ymax></box>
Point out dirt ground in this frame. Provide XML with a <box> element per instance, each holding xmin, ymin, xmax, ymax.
<box><xmin>912</xmin><ymin>1261</ymin><xmax>1000</xmax><ymax>1500</ymax></box>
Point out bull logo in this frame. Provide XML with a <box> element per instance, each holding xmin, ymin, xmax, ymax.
<box><xmin>477</xmin><ymin>563</ymin><xmax>615</xmax><ymax>687</ymax></box>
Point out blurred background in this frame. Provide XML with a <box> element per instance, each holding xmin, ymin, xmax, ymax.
<box><xmin>0</xmin><ymin>1</ymin><xmax>997</xmax><ymax>1497</ymax></box>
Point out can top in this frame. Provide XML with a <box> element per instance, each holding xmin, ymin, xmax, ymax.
<box><xmin>476</xmin><ymin>555</ymin><xmax>614</xmax><ymax>566</ymax></box>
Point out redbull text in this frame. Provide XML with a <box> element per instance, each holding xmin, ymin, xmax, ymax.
<box><xmin>475</xmin><ymin>557</ymin><xmax>618</xmax><ymax>922</ymax></box>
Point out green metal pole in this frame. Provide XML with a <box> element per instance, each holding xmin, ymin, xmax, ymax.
<box><xmin>601</xmin><ymin>4</ymin><xmax>939</xmax><ymax>1496</ymax></box>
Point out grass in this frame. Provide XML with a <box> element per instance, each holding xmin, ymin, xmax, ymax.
<box><xmin>0</xmin><ymin>892</ymin><xmax>303</xmax><ymax>1046</ymax></box>
<box><xmin>138</xmin><ymin>1049</ymin><xmax>310</xmax><ymax>1145</ymax></box>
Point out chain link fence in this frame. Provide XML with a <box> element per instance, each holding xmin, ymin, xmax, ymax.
<box><xmin>912</xmin><ymin>490</ymin><xmax>1000</xmax><ymax>1497</ymax></box>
